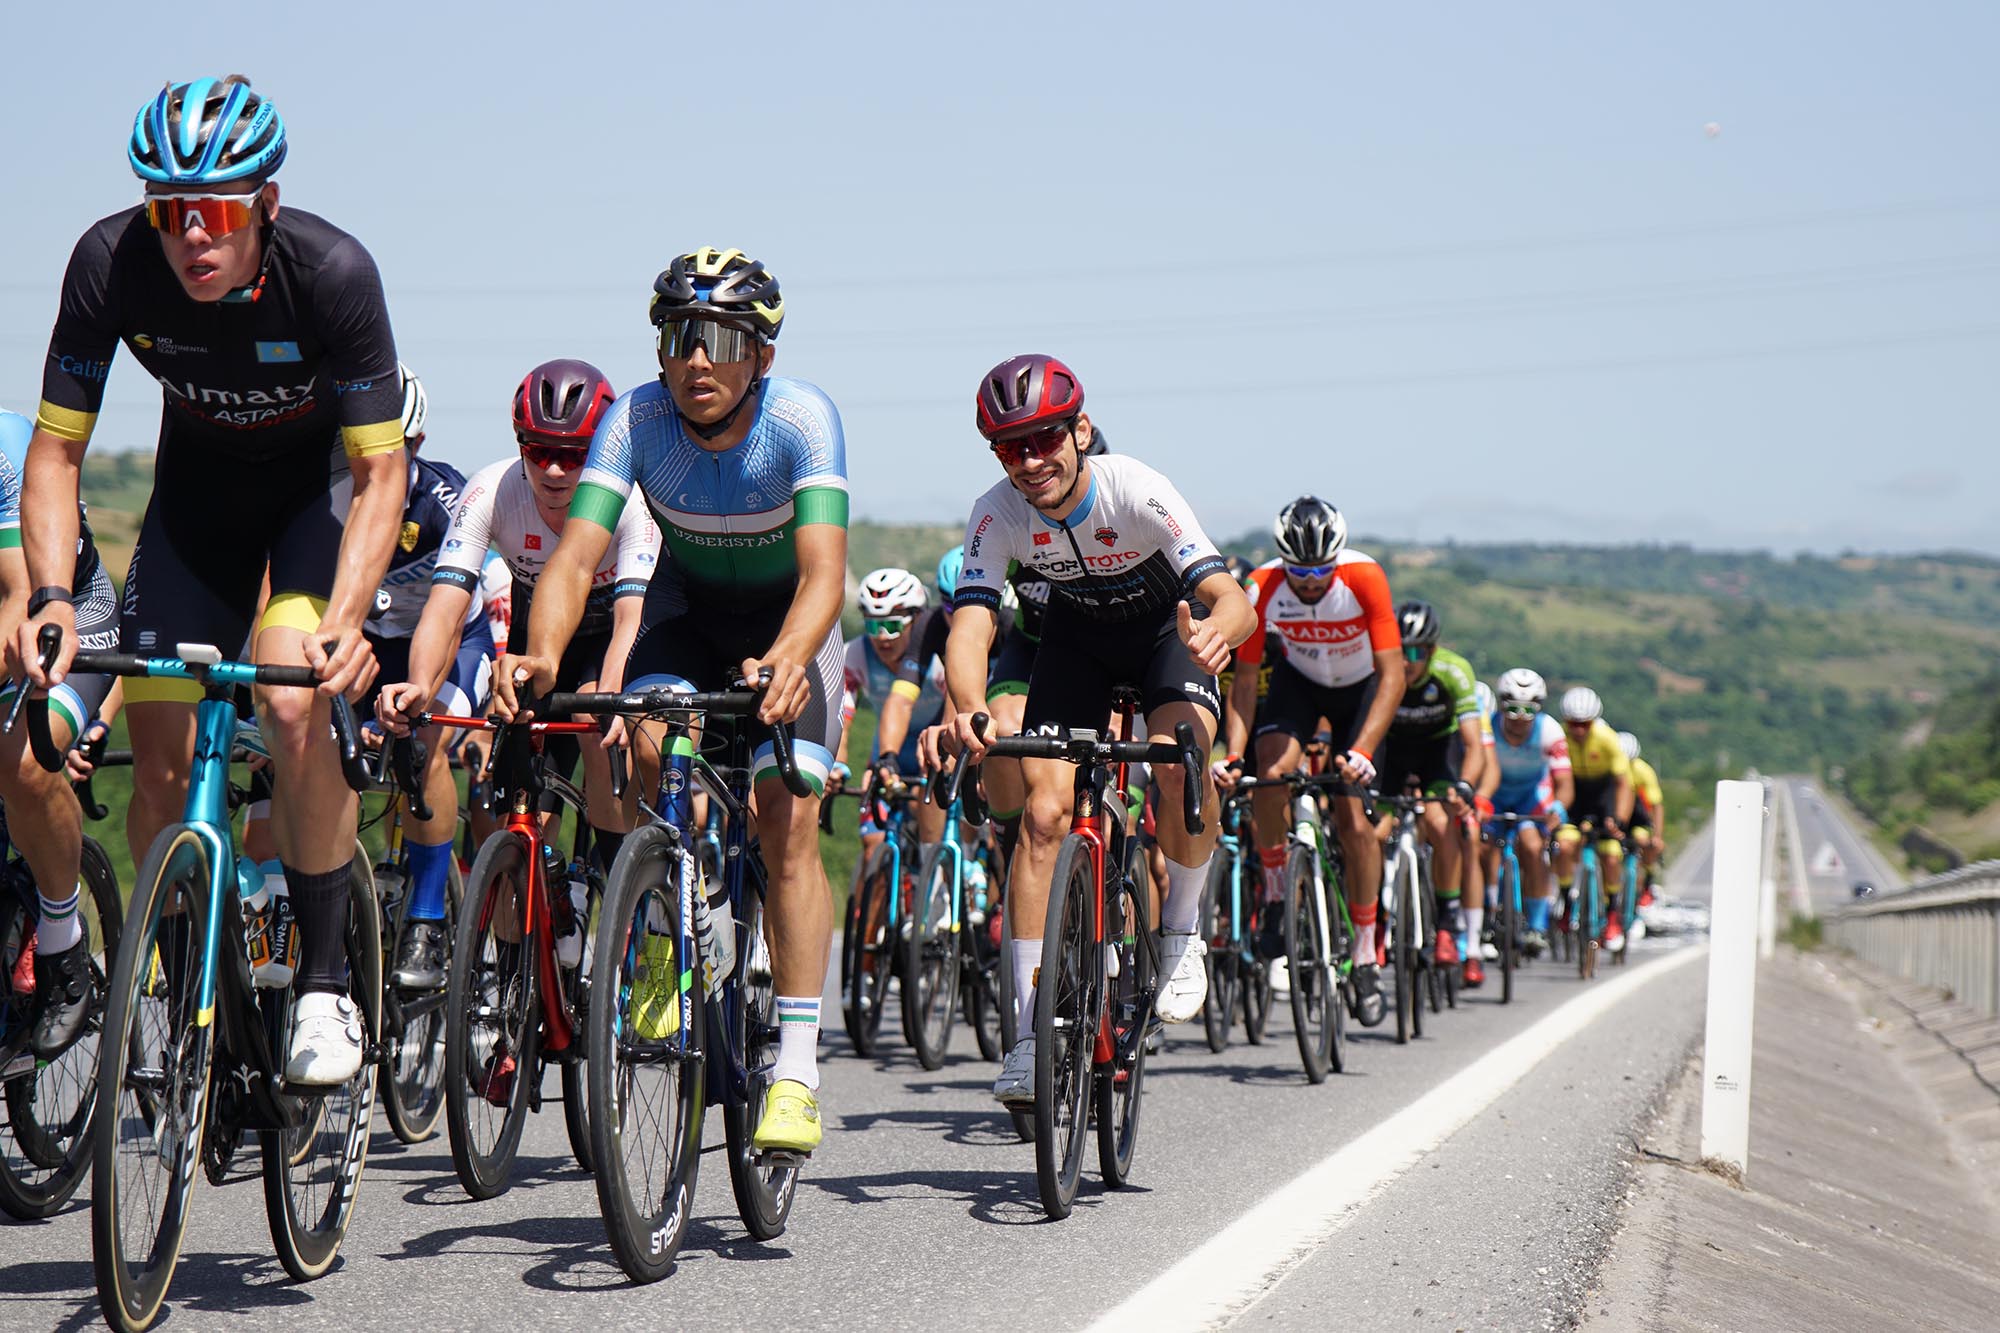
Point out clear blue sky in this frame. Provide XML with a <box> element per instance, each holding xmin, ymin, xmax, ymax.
<box><xmin>6</xmin><ymin>1</ymin><xmax>1995</xmax><ymax>554</ymax></box>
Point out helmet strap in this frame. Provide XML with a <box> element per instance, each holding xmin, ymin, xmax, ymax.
<box><xmin>220</xmin><ymin>219</ymin><xmax>278</xmax><ymax>305</ymax></box>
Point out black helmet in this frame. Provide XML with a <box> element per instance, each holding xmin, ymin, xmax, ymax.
<box><xmin>1397</xmin><ymin>600</ymin><xmax>1442</xmax><ymax>648</ymax></box>
<box><xmin>1274</xmin><ymin>496</ymin><xmax>1347</xmax><ymax>565</ymax></box>
<box><xmin>649</xmin><ymin>248</ymin><xmax>784</xmax><ymax>340</ymax></box>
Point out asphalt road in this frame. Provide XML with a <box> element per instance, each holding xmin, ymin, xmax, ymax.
<box><xmin>5</xmin><ymin>867</ymin><xmax>1718</xmax><ymax>1332</ymax></box>
<box><xmin>1780</xmin><ymin>776</ymin><xmax>1905</xmax><ymax>909</ymax></box>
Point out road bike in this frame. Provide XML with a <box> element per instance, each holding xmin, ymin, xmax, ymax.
<box><xmin>559</xmin><ymin>678</ymin><xmax>814</xmax><ymax>1283</ymax></box>
<box><xmin>1483</xmin><ymin>812</ymin><xmax>1541</xmax><ymax>1004</ymax></box>
<box><xmin>836</xmin><ymin>773</ymin><xmax>920</xmax><ymax>1060</ymax></box>
<box><xmin>1239</xmin><ymin>770</ymin><xmax>1356</xmax><ymax>1082</ymax></box>
<box><xmin>27</xmin><ymin>632</ymin><xmax>377</xmax><ymax>1333</ymax></box>
<box><xmin>939</xmin><ymin>704</ymin><xmax>1204</xmax><ymax>1220</ymax></box>
<box><xmin>1374</xmin><ymin>789</ymin><xmax>1444</xmax><ymax>1044</ymax></box>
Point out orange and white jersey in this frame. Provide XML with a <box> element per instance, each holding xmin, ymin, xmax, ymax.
<box><xmin>1236</xmin><ymin>552</ymin><xmax>1400</xmax><ymax>688</ymax></box>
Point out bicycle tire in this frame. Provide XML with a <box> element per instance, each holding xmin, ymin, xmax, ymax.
<box><xmin>264</xmin><ymin>858</ymin><xmax>380</xmax><ymax>1282</ymax></box>
<box><xmin>841</xmin><ymin>845</ymin><xmax>894</xmax><ymax>1057</ymax></box>
<box><xmin>1034</xmin><ymin>835</ymin><xmax>1096</xmax><ymax>1220</ymax></box>
<box><xmin>902</xmin><ymin>843</ymin><xmax>962</xmax><ymax>1071</ymax></box>
<box><xmin>1284</xmin><ymin>843</ymin><xmax>1335</xmax><ymax>1084</ymax></box>
<box><xmin>723</xmin><ymin>866</ymin><xmax>800</xmax><ymax>1240</ymax></box>
<box><xmin>382</xmin><ymin>855</ymin><xmax>461</xmax><ymax>1145</ymax></box>
<box><xmin>1498</xmin><ymin>856</ymin><xmax>1517</xmax><ymax>1006</ymax></box>
<box><xmin>962</xmin><ymin>846</ymin><xmax>1004</xmax><ymax>1063</ymax></box>
<box><xmin>1198</xmin><ymin>847</ymin><xmax>1236</xmax><ymax>1054</ymax></box>
<box><xmin>1614</xmin><ymin>858</ymin><xmax>1637</xmax><ymax>969</ymax></box>
<box><xmin>0</xmin><ymin>836</ymin><xmax>119</xmax><ymax>1221</ymax></box>
<box><xmin>1241</xmin><ymin>954</ymin><xmax>1274</xmax><ymax>1044</ymax></box>
<box><xmin>444</xmin><ymin>831</ymin><xmax>543</xmax><ymax>1201</ymax></box>
<box><xmin>90</xmin><ymin>826</ymin><xmax>215</xmax><ymax>1333</ymax></box>
<box><xmin>1577</xmin><ymin>855</ymin><xmax>1597</xmax><ymax>981</ymax></box>
<box><xmin>1096</xmin><ymin>839</ymin><xmax>1153</xmax><ymax>1188</ymax></box>
<box><xmin>1392</xmin><ymin>853</ymin><xmax>1414</xmax><ymax>1045</ymax></box>
<box><xmin>559</xmin><ymin>868</ymin><xmax>602</xmax><ymax>1174</ymax></box>
<box><xmin>588</xmin><ymin>826</ymin><xmax>705</xmax><ymax>1283</ymax></box>
<box><xmin>995</xmin><ymin>911</ymin><xmax>1034</xmax><ymax>1143</ymax></box>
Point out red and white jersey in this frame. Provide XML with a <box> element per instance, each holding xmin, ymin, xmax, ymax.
<box><xmin>1236</xmin><ymin>552</ymin><xmax>1399</xmax><ymax>688</ymax></box>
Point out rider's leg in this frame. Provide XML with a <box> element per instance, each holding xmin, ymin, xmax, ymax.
<box><xmin>1421</xmin><ymin>800</ymin><xmax>1460</xmax><ymax>948</ymax></box>
<box><xmin>1459</xmin><ymin>816</ymin><xmax>1485</xmax><ymax>955</ymax></box>
<box><xmin>1519</xmin><ymin>822</ymin><xmax>1552</xmax><ymax>935</ymax></box>
<box><xmin>1146</xmin><ymin>700</ymin><xmax>1218</xmax><ymax>932</ymax></box>
<box><xmin>1338</xmin><ymin>794</ymin><xmax>1381</xmax><ymax>964</ymax></box>
<box><xmin>0</xmin><ymin>703</ymin><xmax>83</xmax><ymax>949</ymax></box>
<box><xmin>755</xmin><ymin>774</ymin><xmax>832</xmax><ymax>1091</ymax></box>
<box><xmin>981</xmin><ymin>690</ymin><xmax>1029</xmax><ymax>872</ymax></box>
<box><xmin>125</xmin><ymin>701</ymin><xmax>197</xmax><ymax>872</ymax></box>
<box><xmin>1010</xmin><ymin>754</ymin><xmax>1075</xmax><ymax>1031</ymax></box>
<box><xmin>1251</xmin><ymin>728</ymin><xmax>1300</xmax><ymax>897</ymax></box>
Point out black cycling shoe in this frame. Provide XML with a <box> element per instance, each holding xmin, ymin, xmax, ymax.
<box><xmin>28</xmin><ymin>937</ymin><xmax>93</xmax><ymax>1059</ymax></box>
<box><xmin>1351</xmin><ymin>962</ymin><xmax>1386</xmax><ymax>1028</ymax></box>
<box><xmin>1256</xmin><ymin>900</ymin><xmax>1287</xmax><ymax>959</ymax></box>
<box><xmin>390</xmin><ymin>921</ymin><xmax>448</xmax><ymax>991</ymax></box>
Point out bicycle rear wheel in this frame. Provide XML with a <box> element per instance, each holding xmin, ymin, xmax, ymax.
<box><xmin>723</xmin><ymin>872</ymin><xmax>801</xmax><ymax>1240</ymax></box>
<box><xmin>995</xmin><ymin>911</ymin><xmax>1034</xmax><ymax>1143</ymax></box>
<box><xmin>91</xmin><ymin>826</ymin><xmax>215</xmax><ymax>1333</ymax></box>
<box><xmin>1034</xmin><ymin>835</ymin><xmax>1096</xmax><ymax>1220</ymax></box>
<box><xmin>1</xmin><ymin>837</ymin><xmax>119</xmax><ymax>1221</ymax></box>
<box><xmin>1284</xmin><ymin>844</ymin><xmax>1336</xmax><ymax>1084</ymax></box>
<box><xmin>1498</xmin><ymin>857</ymin><xmax>1518</xmax><ymax>1005</ymax></box>
<box><xmin>444</xmin><ymin>831</ymin><xmax>542</xmax><ymax>1200</ymax></box>
<box><xmin>1097</xmin><ymin>840</ymin><xmax>1154</xmax><ymax>1187</ymax></box>
<box><xmin>1241</xmin><ymin>954</ymin><xmax>1274</xmax><ymax>1044</ymax></box>
<box><xmin>840</xmin><ymin>845</ymin><xmax>893</xmax><ymax>1057</ymax></box>
<box><xmin>1577</xmin><ymin>858</ymin><xmax>1598</xmax><ymax>981</ymax></box>
<box><xmin>1198</xmin><ymin>848</ymin><xmax>1236</xmax><ymax>1053</ymax></box>
<box><xmin>560</xmin><ymin>866</ymin><xmax>603</xmax><ymax>1174</ymax></box>
<box><xmin>902</xmin><ymin>843</ymin><xmax>963</xmax><ymax>1071</ymax></box>
<box><xmin>264</xmin><ymin>859</ymin><xmax>380</xmax><ymax>1281</ymax></box>
<box><xmin>383</xmin><ymin>855</ymin><xmax>461</xmax><ymax>1144</ymax></box>
<box><xmin>1391</xmin><ymin>855</ymin><xmax>1414</xmax><ymax>1045</ymax></box>
<box><xmin>962</xmin><ymin>846</ymin><xmax>1004</xmax><ymax>1062</ymax></box>
<box><xmin>589</xmin><ymin>827</ymin><xmax>704</xmax><ymax>1283</ymax></box>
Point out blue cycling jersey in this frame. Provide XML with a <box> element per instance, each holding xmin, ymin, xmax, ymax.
<box><xmin>1</xmin><ymin>407</ymin><xmax>100</xmax><ymax>587</ymax></box>
<box><xmin>570</xmin><ymin>377</ymin><xmax>848</xmax><ymax>610</ymax></box>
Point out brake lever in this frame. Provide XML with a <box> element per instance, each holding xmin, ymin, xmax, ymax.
<box><xmin>1175</xmin><ymin>720</ymin><xmax>1205</xmax><ymax>836</ymax></box>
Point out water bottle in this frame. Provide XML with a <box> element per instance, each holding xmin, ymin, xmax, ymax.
<box><xmin>556</xmin><ymin>871</ymin><xmax>589</xmax><ymax>969</ymax></box>
<box><xmin>689</xmin><ymin>852</ymin><xmax>734</xmax><ymax>997</ymax></box>
<box><xmin>243</xmin><ymin>859</ymin><xmax>296</xmax><ymax>988</ymax></box>
<box><xmin>540</xmin><ymin>843</ymin><xmax>581</xmax><ymax>965</ymax></box>
<box><xmin>964</xmin><ymin>856</ymin><xmax>990</xmax><ymax>926</ymax></box>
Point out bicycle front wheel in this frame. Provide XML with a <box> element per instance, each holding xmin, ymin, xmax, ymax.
<box><xmin>91</xmin><ymin>826</ymin><xmax>215</xmax><ymax>1333</ymax></box>
<box><xmin>589</xmin><ymin>827</ymin><xmax>704</xmax><ymax>1284</ymax></box>
<box><xmin>1198</xmin><ymin>847</ymin><xmax>1236</xmax><ymax>1054</ymax></box>
<box><xmin>995</xmin><ymin>910</ymin><xmax>1034</xmax><ymax>1143</ymax></box>
<box><xmin>383</xmin><ymin>854</ymin><xmax>461</xmax><ymax>1144</ymax></box>
<box><xmin>1096</xmin><ymin>839</ymin><xmax>1155</xmax><ymax>1187</ymax></box>
<box><xmin>1498</xmin><ymin>857</ymin><xmax>1518</xmax><ymax>1005</ymax></box>
<box><xmin>1</xmin><ymin>836</ymin><xmax>119</xmax><ymax>1221</ymax></box>
<box><xmin>723</xmin><ymin>870</ymin><xmax>801</xmax><ymax>1240</ymax></box>
<box><xmin>1284</xmin><ymin>843</ymin><xmax>1337</xmax><ymax>1084</ymax></box>
<box><xmin>1391</xmin><ymin>856</ymin><xmax>1414</xmax><ymax>1045</ymax></box>
<box><xmin>444</xmin><ymin>831</ymin><xmax>542</xmax><ymax>1200</ymax></box>
<box><xmin>901</xmin><ymin>843</ymin><xmax>963</xmax><ymax>1071</ymax></box>
<box><xmin>560</xmin><ymin>866</ymin><xmax>603</xmax><ymax>1174</ymax></box>
<box><xmin>841</xmin><ymin>845</ymin><xmax>893</xmax><ymax>1057</ymax></box>
<box><xmin>1034</xmin><ymin>835</ymin><xmax>1097</xmax><ymax>1220</ymax></box>
<box><xmin>264</xmin><ymin>858</ymin><xmax>380</xmax><ymax>1281</ymax></box>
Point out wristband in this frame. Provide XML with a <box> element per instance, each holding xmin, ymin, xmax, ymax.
<box><xmin>26</xmin><ymin>586</ymin><xmax>72</xmax><ymax>617</ymax></box>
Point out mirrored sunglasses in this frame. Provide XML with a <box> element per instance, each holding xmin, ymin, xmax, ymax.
<box><xmin>143</xmin><ymin>191</ymin><xmax>263</xmax><ymax>237</ymax></box>
<box><xmin>658</xmin><ymin>317</ymin><xmax>759</xmax><ymax>363</ymax></box>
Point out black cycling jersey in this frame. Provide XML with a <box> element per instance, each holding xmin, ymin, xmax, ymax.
<box><xmin>36</xmin><ymin>207</ymin><xmax>403</xmax><ymax>460</ymax></box>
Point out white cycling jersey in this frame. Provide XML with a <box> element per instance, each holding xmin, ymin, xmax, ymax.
<box><xmin>433</xmin><ymin>458</ymin><xmax>662</xmax><ymax>639</ymax></box>
<box><xmin>954</xmin><ymin>455</ymin><xmax>1226</xmax><ymax>625</ymax></box>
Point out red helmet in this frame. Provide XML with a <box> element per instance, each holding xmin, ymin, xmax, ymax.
<box><xmin>512</xmin><ymin>358</ymin><xmax>615</xmax><ymax>445</ymax></box>
<box><xmin>975</xmin><ymin>354</ymin><xmax>1083</xmax><ymax>440</ymax></box>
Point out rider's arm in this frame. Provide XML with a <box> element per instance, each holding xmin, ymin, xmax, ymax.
<box><xmin>1224</xmin><ymin>653</ymin><xmax>1258</xmax><ymax>761</ymax></box>
<box><xmin>1455</xmin><ymin>715</ymin><xmax>1486</xmax><ymax>785</ymax></box>
<box><xmin>1476</xmin><ymin>724</ymin><xmax>1503</xmax><ymax>799</ymax></box>
<box><xmin>1352</xmin><ymin>647</ymin><xmax>1405</xmax><ymax>758</ymax></box>
<box><xmin>0</xmin><ymin>546</ymin><xmax>27</xmax><ymax>673</ymax></box>
<box><xmin>404</xmin><ymin>584</ymin><xmax>475</xmax><ymax>700</ymax></box>
<box><xmin>873</xmin><ymin>681</ymin><xmax>919</xmax><ymax>761</ymax></box>
<box><xmin>943</xmin><ymin>604</ymin><xmax>998</xmax><ymax>717</ymax></box>
<box><xmin>1552</xmin><ymin>767</ymin><xmax>1575</xmax><ymax>811</ymax></box>
<box><xmin>322</xmin><ymin>450</ymin><xmax>408</xmax><ymax>636</ymax></box>
<box><xmin>1613</xmin><ymin>771</ymin><xmax>1635</xmax><ymax>826</ymax></box>
<box><xmin>596</xmin><ymin>588</ymin><xmax>645</xmax><ymax>695</ymax></box>
<box><xmin>21</xmin><ymin>433</ymin><xmax>86</xmax><ymax>665</ymax></box>
<box><xmin>525</xmin><ymin>517</ymin><xmax>614</xmax><ymax>666</ymax></box>
<box><xmin>1190</xmin><ymin>568</ymin><xmax>1258</xmax><ymax>650</ymax></box>
<box><xmin>762</xmin><ymin>521</ymin><xmax>846</xmax><ymax>671</ymax></box>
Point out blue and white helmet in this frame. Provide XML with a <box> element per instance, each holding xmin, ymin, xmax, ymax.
<box><xmin>129</xmin><ymin>78</ymin><xmax>287</xmax><ymax>186</ymax></box>
<box><xmin>936</xmin><ymin>545</ymin><xmax>966</xmax><ymax>602</ymax></box>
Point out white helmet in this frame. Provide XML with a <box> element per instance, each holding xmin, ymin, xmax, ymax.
<box><xmin>1560</xmin><ymin>686</ymin><xmax>1603</xmax><ymax>724</ymax></box>
<box><xmin>858</xmin><ymin>567</ymin><xmax>927</xmax><ymax>619</ymax></box>
<box><xmin>1496</xmin><ymin>668</ymin><xmax>1546</xmax><ymax>710</ymax></box>
<box><xmin>399</xmin><ymin>362</ymin><xmax>428</xmax><ymax>447</ymax></box>
<box><xmin>1475</xmin><ymin>681</ymin><xmax>1495</xmax><ymax>716</ymax></box>
<box><xmin>1617</xmin><ymin>730</ymin><xmax>1641</xmax><ymax>761</ymax></box>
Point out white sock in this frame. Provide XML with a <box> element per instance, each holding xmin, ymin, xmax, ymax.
<box><xmin>1353</xmin><ymin>921</ymin><xmax>1377</xmax><ymax>966</ymax></box>
<box><xmin>1161</xmin><ymin>856</ymin><xmax>1209</xmax><ymax>934</ymax></box>
<box><xmin>772</xmin><ymin>996</ymin><xmax>820</xmax><ymax>1090</ymax></box>
<box><xmin>36</xmin><ymin>884</ymin><xmax>83</xmax><ymax>953</ymax></box>
<box><xmin>1012</xmin><ymin>938</ymin><xmax>1039</xmax><ymax>1034</ymax></box>
<box><xmin>1463</xmin><ymin>905</ymin><xmax>1484</xmax><ymax>945</ymax></box>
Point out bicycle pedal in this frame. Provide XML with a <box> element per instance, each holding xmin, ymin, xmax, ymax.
<box><xmin>760</xmin><ymin>1149</ymin><xmax>809</xmax><ymax>1169</ymax></box>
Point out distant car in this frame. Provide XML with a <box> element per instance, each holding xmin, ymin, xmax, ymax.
<box><xmin>1639</xmin><ymin>895</ymin><xmax>1712</xmax><ymax>937</ymax></box>
<box><xmin>1852</xmin><ymin>881</ymin><xmax>1876</xmax><ymax>900</ymax></box>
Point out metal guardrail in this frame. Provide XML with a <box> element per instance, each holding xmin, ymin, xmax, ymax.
<box><xmin>1823</xmin><ymin>860</ymin><xmax>2000</xmax><ymax>1019</ymax></box>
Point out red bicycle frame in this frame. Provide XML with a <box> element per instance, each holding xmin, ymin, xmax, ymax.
<box><xmin>1073</xmin><ymin>697</ymin><xmax>1140</xmax><ymax>1068</ymax></box>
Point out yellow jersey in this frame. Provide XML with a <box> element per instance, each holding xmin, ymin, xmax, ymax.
<box><xmin>1631</xmin><ymin>758</ymin><xmax>1663</xmax><ymax>814</ymax></box>
<box><xmin>1569</xmin><ymin>719</ymin><xmax>1630</xmax><ymax>783</ymax></box>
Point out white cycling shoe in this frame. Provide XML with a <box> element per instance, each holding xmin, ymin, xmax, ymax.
<box><xmin>1155</xmin><ymin>931</ymin><xmax>1208</xmax><ymax>1023</ymax></box>
<box><xmin>286</xmin><ymin>992</ymin><xmax>363</xmax><ymax>1086</ymax></box>
<box><xmin>992</xmin><ymin>1037</ymin><xmax>1036</xmax><ymax>1105</ymax></box>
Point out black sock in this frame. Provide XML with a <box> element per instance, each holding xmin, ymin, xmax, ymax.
<box><xmin>286</xmin><ymin>864</ymin><xmax>352</xmax><ymax>996</ymax></box>
<box><xmin>590</xmin><ymin>827</ymin><xmax>627</xmax><ymax>878</ymax></box>
<box><xmin>996</xmin><ymin>814</ymin><xmax>1022</xmax><ymax>870</ymax></box>
<box><xmin>156</xmin><ymin>911</ymin><xmax>193</xmax><ymax>998</ymax></box>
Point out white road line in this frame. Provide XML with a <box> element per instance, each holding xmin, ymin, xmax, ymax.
<box><xmin>1087</xmin><ymin>943</ymin><xmax>1711</xmax><ymax>1332</ymax></box>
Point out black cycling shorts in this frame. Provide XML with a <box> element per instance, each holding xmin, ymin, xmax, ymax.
<box><xmin>1569</xmin><ymin>776</ymin><xmax>1619</xmax><ymax>827</ymax></box>
<box><xmin>622</xmin><ymin>585</ymin><xmax>842</xmax><ymax>792</ymax></box>
<box><xmin>0</xmin><ymin>554</ymin><xmax>118</xmax><ymax>737</ymax></box>
<box><xmin>987</xmin><ymin>627</ymin><xmax>1037</xmax><ymax>700</ymax></box>
<box><xmin>1253</xmin><ymin>658</ymin><xmax>1378</xmax><ymax>752</ymax></box>
<box><xmin>1628</xmin><ymin>800</ymin><xmax>1654</xmax><ymax>832</ymax></box>
<box><xmin>120</xmin><ymin>427</ymin><xmax>351</xmax><ymax>702</ymax></box>
<box><xmin>1021</xmin><ymin>602</ymin><xmax>1220</xmax><ymax>736</ymax></box>
<box><xmin>1376</xmin><ymin>731</ymin><xmax>1455</xmax><ymax>797</ymax></box>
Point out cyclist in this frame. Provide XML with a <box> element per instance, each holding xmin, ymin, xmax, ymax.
<box><xmin>1373</xmin><ymin>600</ymin><xmax>1487</xmax><ymax>988</ymax></box>
<box><xmin>20</xmin><ymin>78</ymin><xmax>408</xmax><ymax>1084</ymax></box>
<box><xmin>1618</xmin><ymin>730</ymin><xmax>1666</xmax><ymax>906</ymax></box>
<box><xmin>377</xmin><ymin>359</ymin><xmax>656</xmax><ymax>985</ymax></box>
<box><xmin>0</xmin><ymin>408</ymin><xmax>119</xmax><ymax>1056</ymax></box>
<box><xmin>1482</xmin><ymin>668</ymin><xmax>1572</xmax><ymax>956</ymax></box>
<box><xmin>347</xmin><ymin>365</ymin><xmax>498</xmax><ymax>987</ymax></box>
<box><xmin>494</xmin><ymin>249</ymin><xmax>845</xmax><ymax>1157</ymax></box>
<box><xmin>835</xmin><ymin>567</ymin><xmax>948</xmax><ymax>849</ymax></box>
<box><xmin>1222</xmin><ymin>497</ymin><xmax>1403</xmax><ymax>1026</ymax></box>
<box><xmin>925</xmin><ymin>353</ymin><xmax>1255</xmax><ymax>1105</ymax></box>
<box><xmin>1553</xmin><ymin>685</ymin><xmax>1633</xmax><ymax>952</ymax></box>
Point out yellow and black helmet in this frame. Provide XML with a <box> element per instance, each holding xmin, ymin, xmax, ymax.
<box><xmin>649</xmin><ymin>247</ymin><xmax>785</xmax><ymax>340</ymax></box>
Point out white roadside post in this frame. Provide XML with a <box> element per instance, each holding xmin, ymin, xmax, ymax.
<box><xmin>1701</xmin><ymin>780</ymin><xmax>1766</xmax><ymax>1182</ymax></box>
<box><xmin>1757</xmin><ymin>783</ymin><xmax>1779</xmax><ymax>961</ymax></box>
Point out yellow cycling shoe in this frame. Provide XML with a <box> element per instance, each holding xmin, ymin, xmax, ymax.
<box><xmin>752</xmin><ymin>1079</ymin><xmax>822</xmax><ymax>1155</ymax></box>
<box><xmin>630</xmin><ymin>932</ymin><xmax>680</xmax><ymax>1040</ymax></box>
